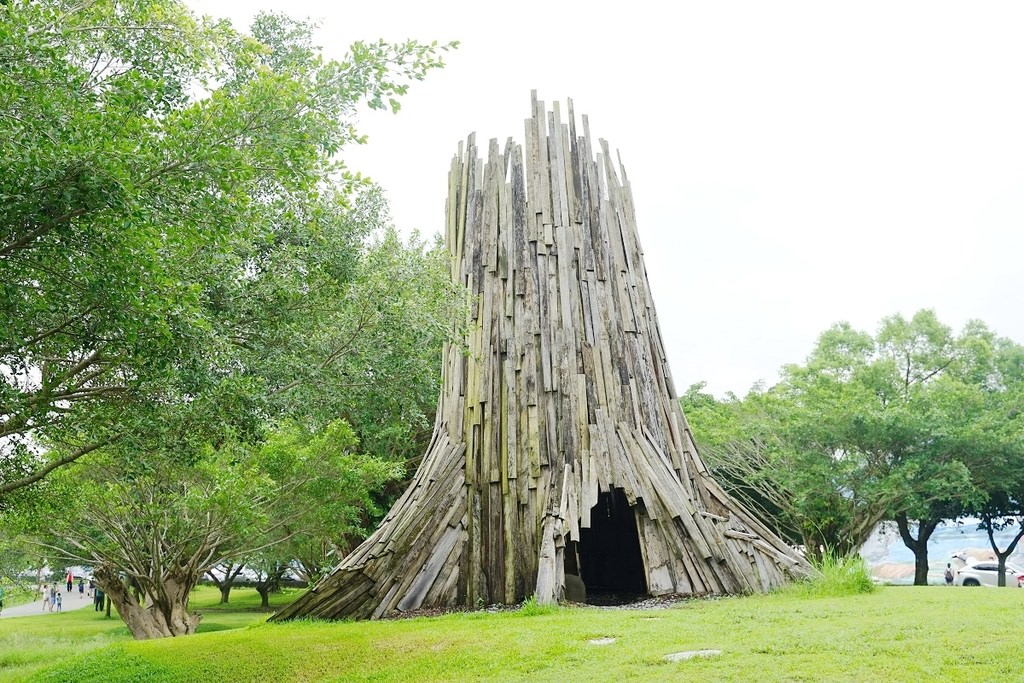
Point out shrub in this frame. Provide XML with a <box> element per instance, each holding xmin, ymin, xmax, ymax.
<box><xmin>517</xmin><ymin>595</ymin><xmax>561</xmax><ymax>616</ymax></box>
<box><xmin>785</xmin><ymin>553</ymin><xmax>876</xmax><ymax>598</ymax></box>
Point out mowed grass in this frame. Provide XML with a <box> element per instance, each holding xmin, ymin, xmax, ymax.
<box><xmin>0</xmin><ymin>585</ymin><xmax>300</xmax><ymax>682</ymax></box>
<box><xmin>14</xmin><ymin>584</ymin><xmax>1024</xmax><ymax>682</ymax></box>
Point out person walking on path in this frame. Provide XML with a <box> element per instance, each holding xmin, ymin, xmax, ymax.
<box><xmin>944</xmin><ymin>563</ymin><xmax>955</xmax><ymax>586</ymax></box>
<box><xmin>55</xmin><ymin>592</ymin><xmax>62</xmax><ymax>613</ymax></box>
<box><xmin>40</xmin><ymin>584</ymin><xmax>48</xmax><ymax>611</ymax></box>
<box><xmin>78</xmin><ymin>577</ymin><xmax>85</xmax><ymax>599</ymax></box>
<box><xmin>48</xmin><ymin>585</ymin><xmax>56</xmax><ymax>612</ymax></box>
<box><xmin>1</xmin><ymin>587</ymin><xmax>97</xmax><ymax>619</ymax></box>
<box><xmin>65</xmin><ymin>571</ymin><xmax>73</xmax><ymax>593</ymax></box>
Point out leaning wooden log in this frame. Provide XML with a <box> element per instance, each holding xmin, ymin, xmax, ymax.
<box><xmin>272</xmin><ymin>93</ymin><xmax>814</xmax><ymax>622</ymax></box>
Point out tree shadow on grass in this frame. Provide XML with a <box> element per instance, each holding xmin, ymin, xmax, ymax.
<box><xmin>195</xmin><ymin>621</ymin><xmax>239</xmax><ymax>634</ymax></box>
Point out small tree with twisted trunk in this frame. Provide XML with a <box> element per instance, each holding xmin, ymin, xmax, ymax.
<box><xmin>47</xmin><ymin>445</ymin><xmax>278</xmax><ymax>638</ymax></box>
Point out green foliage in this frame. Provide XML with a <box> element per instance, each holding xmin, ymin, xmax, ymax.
<box><xmin>783</xmin><ymin>553</ymin><xmax>876</xmax><ymax>598</ymax></box>
<box><xmin>684</xmin><ymin>309</ymin><xmax>1024</xmax><ymax>569</ymax></box>
<box><xmin>253</xmin><ymin>419</ymin><xmax>405</xmax><ymax>581</ymax></box>
<box><xmin>2</xmin><ymin>0</ymin><xmax>462</xmax><ymax>633</ymax></box>
<box><xmin>261</xmin><ymin>223</ymin><xmax>470</xmax><ymax>464</ymax></box>
<box><xmin>682</xmin><ymin>382</ymin><xmax>803</xmax><ymax>546</ymax></box>
<box><xmin>517</xmin><ymin>595</ymin><xmax>561</xmax><ymax>616</ymax></box>
<box><xmin>0</xmin><ymin>0</ymin><xmax>457</xmax><ymax>497</ymax></box>
<box><xmin>0</xmin><ymin>577</ymin><xmax>35</xmax><ymax>609</ymax></box>
<box><xmin>40</xmin><ymin>438</ymin><xmax>275</xmax><ymax>591</ymax></box>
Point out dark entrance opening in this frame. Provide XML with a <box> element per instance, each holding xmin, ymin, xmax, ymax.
<box><xmin>577</xmin><ymin>488</ymin><xmax>647</xmax><ymax>604</ymax></box>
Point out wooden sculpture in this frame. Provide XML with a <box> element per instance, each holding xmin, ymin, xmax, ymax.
<box><xmin>272</xmin><ymin>93</ymin><xmax>813</xmax><ymax>621</ymax></box>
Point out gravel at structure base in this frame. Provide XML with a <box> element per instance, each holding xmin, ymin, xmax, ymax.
<box><xmin>384</xmin><ymin>593</ymin><xmax>716</xmax><ymax>620</ymax></box>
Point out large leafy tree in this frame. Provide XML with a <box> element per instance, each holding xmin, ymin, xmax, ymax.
<box><xmin>683</xmin><ymin>378</ymin><xmax>889</xmax><ymax>560</ymax></box>
<box><xmin>776</xmin><ymin>312</ymin><xmax>992</xmax><ymax>581</ymax></box>
<box><xmin>17</xmin><ymin>200</ymin><xmax>461</xmax><ymax>638</ymax></box>
<box><xmin>962</xmin><ymin>332</ymin><xmax>1024</xmax><ymax>584</ymax></box>
<box><xmin>1</xmin><ymin>0</ymin><xmax>464</xmax><ymax>639</ymax></box>
<box><xmin>43</xmin><ymin>417</ymin><xmax>402</xmax><ymax>636</ymax></box>
<box><xmin>0</xmin><ymin>0</ymin><xmax>456</xmax><ymax>497</ymax></box>
<box><xmin>34</xmin><ymin>213</ymin><xmax>455</xmax><ymax>637</ymax></box>
<box><xmin>685</xmin><ymin>310</ymin><xmax>1020</xmax><ymax>583</ymax></box>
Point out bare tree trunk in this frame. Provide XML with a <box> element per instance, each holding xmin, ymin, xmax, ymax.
<box><xmin>255</xmin><ymin>583</ymin><xmax>271</xmax><ymax>609</ymax></box>
<box><xmin>206</xmin><ymin>562</ymin><xmax>245</xmax><ymax>604</ymax></box>
<box><xmin>94</xmin><ymin>564</ymin><xmax>201</xmax><ymax>639</ymax></box>
<box><xmin>273</xmin><ymin>95</ymin><xmax>814</xmax><ymax>623</ymax></box>
<box><xmin>986</xmin><ymin>518</ymin><xmax>1024</xmax><ymax>587</ymax></box>
<box><xmin>255</xmin><ymin>565</ymin><xmax>286</xmax><ymax>609</ymax></box>
<box><xmin>294</xmin><ymin>538</ymin><xmax>337</xmax><ymax>585</ymax></box>
<box><xmin>896</xmin><ymin>513</ymin><xmax>940</xmax><ymax>586</ymax></box>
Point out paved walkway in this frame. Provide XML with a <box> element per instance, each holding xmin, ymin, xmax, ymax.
<box><xmin>1</xmin><ymin>588</ymin><xmax>98</xmax><ymax>619</ymax></box>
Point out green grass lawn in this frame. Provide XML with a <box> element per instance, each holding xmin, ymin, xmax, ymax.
<box><xmin>0</xmin><ymin>585</ymin><xmax>301</xmax><ymax>682</ymax></box>
<box><xmin>8</xmin><ymin>583</ymin><xmax>1023</xmax><ymax>682</ymax></box>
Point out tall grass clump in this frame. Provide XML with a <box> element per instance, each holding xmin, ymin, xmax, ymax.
<box><xmin>784</xmin><ymin>552</ymin><xmax>876</xmax><ymax>597</ymax></box>
<box><xmin>516</xmin><ymin>595</ymin><xmax>561</xmax><ymax>616</ymax></box>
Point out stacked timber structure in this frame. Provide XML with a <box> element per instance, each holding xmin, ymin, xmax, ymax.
<box><xmin>274</xmin><ymin>93</ymin><xmax>813</xmax><ymax>621</ymax></box>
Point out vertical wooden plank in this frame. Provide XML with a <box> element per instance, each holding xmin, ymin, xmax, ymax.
<box><xmin>566</xmin><ymin>98</ymin><xmax>583</xmax><ymax>225</ymax></box>
<box><xmin>532</xmin><ymin>92</ymin><xmax>552</xmax><ymax>225</ymax></box>
<box><xmin>482</xmin><ymin>138</ymin><xmax>500</xmax><ymax>271</ymax></box>
<box><xmin>456</xmin><ymin>136</ymin><xmax>472</xmax><ymax>276</ymax></box>
<box><xmin>488</xmin><ymin>482</ymin><xmax>504</xmax><ymax>602</ymax></box>
<box><xmin>549</xmin><ymin>103</ymin><xmax>570</xmax><ymax>229</ymax></box>
<box><xmin>536</xmin><ymin>252</ymin><xmax>553</xmax><ymax>392</ymax></box>
<box><xmin>523</xmin><ymin>121</ymin><xmax>539</xmax><ymax>242</ymax></box>
<box><xmin>499</xmin><ymin>177</ymin><xmax>511</xmax><ymax>284</ymax></box>
<box><xmin>510</xmin><ymin>143</ymin><xmax>527</xmax><ymax>295</ymax></box>
<box><xmin>527</xmin><ymin>404</ymin><xmax>540</xmax><ymax>480</ymax></box>
<box><xmin>547</xmin><ymin>108</ymin><xmax>565</xmax><ymax>229</ymax></box>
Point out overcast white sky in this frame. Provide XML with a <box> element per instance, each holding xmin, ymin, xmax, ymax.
<box><xmin>191</xmin><ymin>0</ymin><xmax>1024</xmax><ymax>397</ymax></box>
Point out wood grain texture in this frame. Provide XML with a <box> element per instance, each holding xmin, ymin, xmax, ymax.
<box><xmin>272</xmin><ymin>95</ymin><xmax>813</xmax><ymax>622</ymax></box>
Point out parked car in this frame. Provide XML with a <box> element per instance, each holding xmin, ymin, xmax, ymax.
<box><xmin>955</xmin><ymin>562</ymin><xmax>1024</xmax><ymax>587</ymax></box>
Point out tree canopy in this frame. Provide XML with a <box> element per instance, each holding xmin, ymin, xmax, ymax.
<box><xmin>0</xmin><ymin>0</ymin><xmax>457</xmax><ymax>498</ymax></box>
<box><xmin>1</xmin><ymin>0</ymin><xmax>464</xmax><ymax>639</ymax></box>
<box><xmin>683</xmin><ymin>310</ymin><xmax>1024</xmax><ymax>582</ymax></box>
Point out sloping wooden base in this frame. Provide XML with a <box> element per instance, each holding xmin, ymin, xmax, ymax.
<box><xmin>273</xmin><ymin>94</ymin><xmax>812</xmax><ymax>622</ymax></box>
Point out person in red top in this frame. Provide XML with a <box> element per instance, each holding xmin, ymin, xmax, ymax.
<box><xmin>65</xmin><ymin>571</ymin><xmax>74</xmax><ymax>593</ymax></box>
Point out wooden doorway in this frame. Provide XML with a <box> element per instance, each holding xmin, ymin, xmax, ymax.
<box><xmin>578</xmin><ymin>488</ymin><xmax>647</xmax><ymax>601</ymax></box>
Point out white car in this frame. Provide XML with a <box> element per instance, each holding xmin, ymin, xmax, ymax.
<box><xmin>954</xmin><ymin>562</ymin><xmax>1024</xmax><ymax>587</ymax></box>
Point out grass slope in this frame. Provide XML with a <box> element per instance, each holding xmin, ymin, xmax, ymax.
<box><xmin>0</xmin><ymin>586</ymin><xmax>299</xmax><ymax>682</ymax></box>
<box><xmin>14</xmin><ymin>585</ymin><xmax>1024</xmax><ymax>682</ymax></box>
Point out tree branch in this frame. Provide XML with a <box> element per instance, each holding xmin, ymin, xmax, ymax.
<box><xmin>0</xmin><ymin>434</ymin><xmax>121</xmax><ymax>495</ymax></box>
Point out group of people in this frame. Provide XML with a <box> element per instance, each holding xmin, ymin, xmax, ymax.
<box><xmin>39</xmin><ymin>571</ymin><xmax>99</xmax><ymax>613</ymax></box>
<box><xmin>38</xmin><ymin>583</ymin><xmax>63</xmax><ymax>612</ymax></box>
